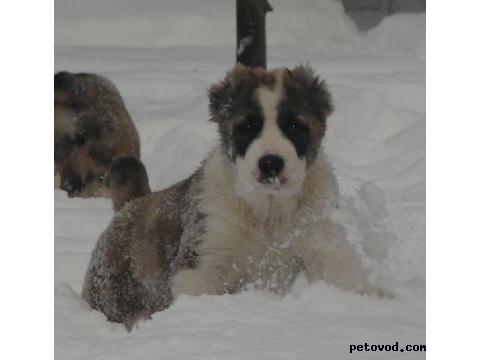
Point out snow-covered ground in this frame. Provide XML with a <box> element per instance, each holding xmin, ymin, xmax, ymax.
<box><xmin>55</xmin><ymin>1</ymin><xmax>425</xmax><ymax>359</ymax></box>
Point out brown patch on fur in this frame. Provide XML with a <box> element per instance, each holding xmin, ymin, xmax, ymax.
<box><xmin>208</xmin><ymin>64</ymin><xmax>279</xmax><ymax>123</ymax></box>
<box><xmin>208</xmin><ymin>65</ymin><xmax>262</xmax><ymax>159</ymax></box>
<box><xmin>208</xmin><ymin>64</ymin><xmax>286</xmax><ymax>160</ymax></box>
<box><xmin>107</xmin><ymin>155</ymin><xmax>151</xmax><ymax>211</ymax></box>
<box><xmin>82</xmin><ymin>171</ymin><xmax>203</xmax><ymax>329</ymax></box>
<box><xmin>280</xmin><ymin>64</ymin><xmax>333</xmax><ymax>165</ymax></box>
<box><xmin>54</xmin><ymin>71</ymin><xmax>140</xmax><ymax>197</ymax></box>
<box><xmin>283</xmin><ymin>64</ymin><xmax>333</xmax><ymax>120</ymax></box>
<box><xmin>252</xmin><ymin>67</ymin><xmax>276</xmax><ymax>88</ymax></box>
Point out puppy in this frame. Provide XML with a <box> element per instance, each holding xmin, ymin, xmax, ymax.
<box><xmin>54</xmin><ymin>72</ymin><xmax>140</xmax><ymax>197</ymax></box>
<box><xmin>82</xmin><ymin>64</ymin><xmax>384</xmax><ymax>330</ymax></box>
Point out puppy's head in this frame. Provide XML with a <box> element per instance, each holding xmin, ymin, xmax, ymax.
<box><xmin>209</xmin><ymin>64</ymin><xmax>333</xmax><ymax>198</ymax></box>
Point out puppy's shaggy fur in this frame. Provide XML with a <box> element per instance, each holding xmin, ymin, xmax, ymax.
<box><xmin>54</xmin><ymin>72</ymin><xmax>140</xmax><ymax>197</ymax></box>
<box><xmin>106</xmin><ymin>155</ymin><xmax>151</xmax><ymax>211</ymax></box>
<box><xmin>82</xmin><ymin>64</ymin><xmax>383</xmax><ymax>330</ymax></box>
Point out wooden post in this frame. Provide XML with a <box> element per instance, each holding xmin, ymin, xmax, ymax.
<box><xmin>236</xmin><ymin>0</ymin><xmax>273</xmax><ymax>69</ymax></box>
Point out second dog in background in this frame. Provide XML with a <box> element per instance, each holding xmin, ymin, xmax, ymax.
<box><xmin>54</xmin><ymin>71</ymin><xmax>140</xmax><ymax>198</ymax></box>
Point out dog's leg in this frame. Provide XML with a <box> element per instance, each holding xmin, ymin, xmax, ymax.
<box><xmin>172</xmin><ymin>267</ymin><xmax>227</xmax><ymax>297</ymax></box>
<box><xmin>300</xmin><ymin>218</ymin><xmax>388</xmax><ymax>297</ymax></box>
<box><xmin>82</xmin><ymin>229</ymin><xmax>173</xmax><ymax>330</ymax></box>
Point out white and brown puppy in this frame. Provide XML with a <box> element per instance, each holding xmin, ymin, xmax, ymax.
<box><xmin>55</xmin><ymin>72</ymin><xmax>140</xmax><ymax>197</ymax></box>
<box><xmin>82</xmin><ymin>64</ymin><xmax>384</xmax><ymax>330</ymax></box>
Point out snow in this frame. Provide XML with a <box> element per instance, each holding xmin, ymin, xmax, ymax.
<box><xmin>55</xmin><ymin>0</ymin><xmax>425</xmax><ymax>359</ymax></box>
<box><xmin>236</xmin><ymin>36</ymin><xmax>254</xmax><ymax>56</ymax></box>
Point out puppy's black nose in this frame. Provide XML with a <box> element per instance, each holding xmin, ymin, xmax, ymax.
<box><xmin>258</xmin><ymin>155</ymin><xmax>284</xmax><ymax>177</ymax></box>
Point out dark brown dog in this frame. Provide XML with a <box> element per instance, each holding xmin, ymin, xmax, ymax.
<box><xmin>54</xmin><ymin>72</ymin><xmax>140</xmax><ymax>197</ymax></box>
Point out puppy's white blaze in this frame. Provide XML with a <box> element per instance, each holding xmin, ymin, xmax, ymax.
<box><xmin>234</xmin><ymin>69</ymin><xmax>307</xmax><ymax>202</ymax></box>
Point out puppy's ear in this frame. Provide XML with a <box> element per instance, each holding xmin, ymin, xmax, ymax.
<box><xmin>285</xmin><ymin>64</ymin><xmax>333</xmax><ymax>122</ymax></box>
<box><xmin>208</xmin><ymin>64</ymin><xmax>257</xmax><ymax>123</ymax></box>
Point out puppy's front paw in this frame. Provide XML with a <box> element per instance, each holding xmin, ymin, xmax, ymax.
<box><xmin>358</xmin><ymin>284</ymin><xmax>394</xmax><ymax>299</ymax></box>
<box><xmin>123</xmin><ymin>310</ymin><xmax>151</xmax><ymax>332</ymax></box>
<box><xmin>172</xmin><ymin>269</ymin><xmax>225</xmax><ymax>297</ymax></box>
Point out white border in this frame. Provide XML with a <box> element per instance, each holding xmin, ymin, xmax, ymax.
<box><xmin>1</xmin><ymin>0</ymin><xmax>53</xmax><ymax>359</ymax></box>
<box><xmin>427</xmin><ymin>1</ymin><xmax>480</xmax><ymax>358</ymax></box>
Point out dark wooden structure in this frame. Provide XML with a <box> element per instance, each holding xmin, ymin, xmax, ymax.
<box><xmin>236</xmin><ymin>0</ymin><xmax>273</xmax><ymax>69</ymax></box>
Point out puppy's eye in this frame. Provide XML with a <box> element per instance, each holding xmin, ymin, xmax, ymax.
<box><xmin>283</xmin><ymin>118</ymin><xmax>307</xmax><ymax>135</ymax></box>
<box><xmin>235</xmin><ymin>113</ymin><xmax>263</xmax><ymax>135</ymax></box>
